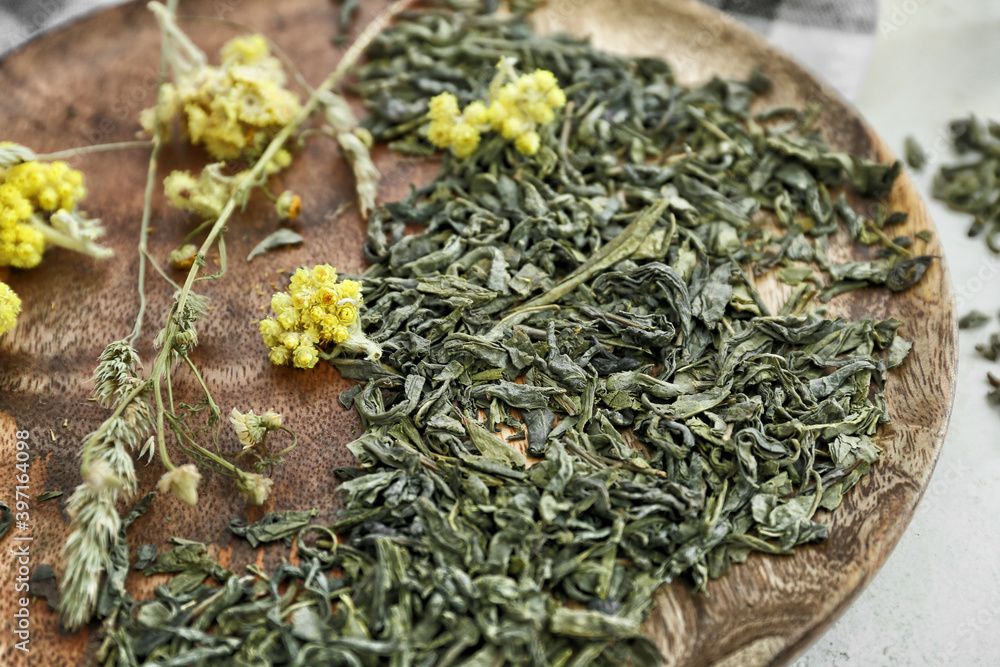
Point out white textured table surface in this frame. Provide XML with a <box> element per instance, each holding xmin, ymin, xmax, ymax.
<box><xmin>2</xmin><ymin>1</ymin><xmax>997</xmax><ymax>665</ymax></box>
<box><xmin>796</xmin><ymin>1</ymin><xmax>1000</xmax><ymax>666</ymax></box>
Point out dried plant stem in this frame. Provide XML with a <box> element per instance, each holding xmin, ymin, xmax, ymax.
<box><xmin>129</xmin><ymin>107</ymin><xmax>167</xmax><ymax>343</ymax></box>
<box><xmin>32</xmin><ymin>140</ymin><xmax>154</xmax><ymax>161</ymax></box>
<box><xmin>60</xmin><ymin>0</ymin><xmax>178</xmax><ymax>632</ymax></box>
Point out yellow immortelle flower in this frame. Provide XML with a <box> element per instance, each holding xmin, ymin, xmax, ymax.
<box><xmin>426</xmin><ymin>59</ymin><xmax>566</xmax><ymax>158</ymax></box>
<box><xmin>260</xmin><ymin>264</ymin><xmax>381</xmax><ymax>368</ymax></box>
<box><xmin>142</xmin><ymin>34</ymin><xmax>302</xmax><ymax>160</ymax></box>
<box><xmin>0</xmin><ymin>281</ymin><xmax>20</xmax><ymax>335</ymax></box>
<box><xmin>0</xmin><ymin>147</ymin><xmax>108</xmax><ymax>268</ymax></box>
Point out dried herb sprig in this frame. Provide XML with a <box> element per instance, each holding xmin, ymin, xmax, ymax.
<box><xmin>58</xmin><ymin>0</ymin><xmax>415</xmax><ymax>631</ymax></box>
<box><xmin>60</xmin><ymin>341</ymin><xmax>153</xmax><ymax>630</ymax></box>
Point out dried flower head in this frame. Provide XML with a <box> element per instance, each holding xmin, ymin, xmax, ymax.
<box><xmin>230</xmin><ymin>407</ymin><xmax>267</xmax><ymax>448</ymax></box>
<box><xmin>0</xmin><ymin>281</ymin><xmax>20</xmax><ymax>335</ymax></box>
<box><xmin>259</xmin><ymin>410</ymin><xmax>283</xmax><ymax>430</ymax></box>
<box><xmin>237</xmin><ymin>472</ymin><xmax>273</xmax><ymax>505</ymax></box>
<box><xmin>157</xmin><ymin>464</ymin><xmax>202</xmax><ymax>506</ymax></box>
<box><xmin>426</xmin><ymin>58</ymin><xmax>565</xmax><ymax>158</ymax></box>
<box><xmin>275</xmin><ymin>190</ymin><xmax>301</xmax><ymax>220</ymax></box>
<box><xmin>0</xmin><ymin>151</ymin><xmax>110</xmax><ymax>267</ymax></box>
<box><xmin>140</xmin><ymin>21</ymin><xmax>302</xmax><ymax>160</ymax></box>
<box><xmin>259</xmin><ymin>264</ymin><xmax>380</xmax><ymax>367</ymax></box>
<box><xmin>230</xmin><ymin>407</ymin><xmax>284</xmax><ymax>449</ymax></box>
<box><xmin>168</xmin><ymin>243</ymin><xmax>199</xmax><ymax>269</ymax></box>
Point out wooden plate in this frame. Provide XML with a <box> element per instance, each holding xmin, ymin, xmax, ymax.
<box><xmin>0</xmin><ymin>1</ymin><xmax>956</xmax><ymax>665</ymax></box>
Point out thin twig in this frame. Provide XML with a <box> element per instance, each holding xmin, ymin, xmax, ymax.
<box><xmin>33</xmin><ymin>140</ymin><xmax>153</xmax><ymax>162</ymax></box>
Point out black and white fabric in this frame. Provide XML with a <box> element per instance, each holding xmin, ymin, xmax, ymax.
<box><xmin>0</xmin><ymin>0</ymin><xmax>125</xmax><ymax>57</ymax></box>
<box><xmin>699</xmin><ymin>0</ymin><xmax>879</xmax><ymax>100</ymax></box>
<box><xmin>0</xmin><ymin>0</ymin><xmax>879</xmax><ymax>101</ymax></box>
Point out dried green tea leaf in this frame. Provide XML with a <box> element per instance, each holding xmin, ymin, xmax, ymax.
<box><xmin>977</xmin><ymin>333</ymin><xmax>1000</xmax><ymax>361</ymax></box>
<box><xmin>134</xmin><ymin>544</ymin><xmax>158</xmax><ymax>570</ymax></box>
<box><xmin>959</xmin><ymin>310</ymin><xmax>991</xmax><ymax>329</ymax></box>
<box><xmin>905</xmin><ymin>136</ymin><xmax>927</xmax><ymax>171</ymax></box>
<box><xmin>246</xmin><ymin>228</ymin><xmax>304</xmax><ymax>262</ymax></box>
<box><xmin>229</xmin><ymin>508</ymin><xmax>318</xmax><ymax>548</ymax></box>
<box><xmin>887</xmin><ymin>336</ymin><xmax>914</xmax><ymax>369</ymax></box>
<box><xmin>30</xmin><ymin>564</ymin><xmax>60</xmax><ymax>611</ymax></box>
<box><xmin>36</xmin><ymin>490</ymin><xmax>63</xmax><ymax>503</ymax></box>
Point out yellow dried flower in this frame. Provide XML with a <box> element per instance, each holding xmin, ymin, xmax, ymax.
<box><xmin>220</xmin><ymin>34</ymin><xmax>270</xmax><ymax>65</ymax></box>
<box><xmin>0</xmin><ymin>280</ymin><xmax>21</xmax><ymax>336</ymax></box>
<box><xmin>428</xmin><ymin>92</ymin><xmax>461</xmax><ymax>122</ymax></box>
<box><xmin>515</xmin><ymin>130</ymin><xmax>541</xmax><ymax>156</ymax></box>
<box><xmin>269</xmin><ymin>346</ymin><xmax>291</xmax><ymax>366</ymax></box>
<box><xmin>463</xmin><ymin>101</ymin><xmax>489</xmax><ymax>126</ymax></box>
<box><xmin>0</xmin><ymin>153</ymin><xmax>106</xmax><ymax>268</ymax></box>
<box><xmin>424</xmin><ymin>60</ymin><xmax>564</xmax><ymax>158</ymax></box>
<box><xmin>261</xmin><ymin>264</ymin><xmax>381</xmax><ymax>367</ymax></box>
<box><xmin>142</xmin><ymin>33</ymin><xmax>302</xmax><ymax>160</ymax></box>
<box><xmin>451</xmin><ymin>122</ymin><xmax>482</xmax><ymax>158</ymax></box>
<box><xmin>293</xmin><ymin>345</ymin><xmax>319</xmax><ymax>369</ymax></box>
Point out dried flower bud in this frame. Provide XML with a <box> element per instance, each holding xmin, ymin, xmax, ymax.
<box><xmin>237</xmin><ymin>472</ymin><xmax>273</xmax><ymax>505</ymax></box>
<box><xmin>275</xmin><ymin>190</ymin><xmax>301</xmax><ymax>220</ymax></box>
<box><xmin>260</xmin><ymin>410</ymin><xmax>283</xmax><ymax>430</ymax></box>
<box><xmin>156</xmin><ymin>463</ymin><xmax>201</xmax><ymax>506</ymax></box>
<box><xmin>168</xmin><ymin>243</ymin><xmax>199</xmax><ymax>269</ymax></box>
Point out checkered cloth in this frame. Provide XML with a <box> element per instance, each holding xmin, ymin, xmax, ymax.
<box><xmin>0</xmin><ymin>0</ymin><xmax>878</xmax><ymax>100</ymax></box>
<box><xmin>700</xmin><ymin>0</ymin><xmax>879</xmax><ymax>100</ymax></box>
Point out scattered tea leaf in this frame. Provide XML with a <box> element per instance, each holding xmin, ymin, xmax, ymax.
<box><xmin>36</xmin><ymin>490</ymin><xmax>63</xmax><ymax>503</ymax></box>
<box><xmin>246</xmin><ymin>228</ymin><xmax>304</xmax><ymax>262</ymax></box>
<box><xmin>959</xmin><ymin>310</ymin><xmax>991</xmax><ymax>329</ymax></box>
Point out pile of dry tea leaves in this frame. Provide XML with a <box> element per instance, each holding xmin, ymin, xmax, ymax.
<box><xmin>925</xmin><ymin>117</ymin><xmax>1000</xmax><ymax>405</ymax></box>
<box><xmin>97</xmin><ymin>3</ymin><xmax>929</xmax><ymax>665</ymax></box>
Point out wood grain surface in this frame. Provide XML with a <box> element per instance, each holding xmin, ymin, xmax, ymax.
<box><xmin>0</xmin><ymin>1</ymin><xmax>956</xmax><ymax>665</ymax></box>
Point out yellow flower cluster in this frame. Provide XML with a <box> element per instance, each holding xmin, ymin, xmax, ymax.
<box><xmin>0</xmin><ymin>281</ymin><xmax>20</xmax><ymax>335</ymax></box>
<box><xmin>427</xmin><ymin>61</ymin><xmax>566</xmax><ymax>158</ymax></box>
<box><xmin>259</xmin><ymin>265</ymin><xmax>365</xmax><ymax>369</ymax></box>
<box><xmin>143</xmin><ymin>34</ymin><xmax>301</xmax><ymax>160</ymax></box>
<box><xmin>0</xmin><ymin>156</ymin><xmax>86</xmax><ymax>268</ymax></box>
